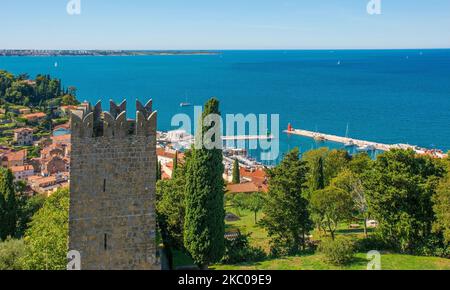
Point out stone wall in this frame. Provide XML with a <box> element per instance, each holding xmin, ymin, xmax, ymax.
<box><xmin>69</xmin><ymin>100</ymin><xmax>160</xmax><ymax>270</ymax></box>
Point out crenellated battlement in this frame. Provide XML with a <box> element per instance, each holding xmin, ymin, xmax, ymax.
<box><xmin>70</xmin><ymin>99</ymin><xmax>157</xmax><ymax>138</ymax></box>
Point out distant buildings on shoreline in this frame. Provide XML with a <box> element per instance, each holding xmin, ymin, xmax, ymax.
<box><xmin>0</xmin><ymin>49</ymin><xmax>218</xmax><ymax>57</ymax></box>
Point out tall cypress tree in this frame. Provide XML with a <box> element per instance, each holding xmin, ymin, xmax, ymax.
<box><xmin>232</xmin><ymin>159</ymin><xmax>240</xmax><ymax>184</ymax></box>
<box><xmin>172</xmin><ymin>151</ymin><xmax>178</xmax><ymax>178</ymax></box>
<box><xmin>0</xmin><ymin>168</ymin><xmax>17</xmax><ymax>240</ymax></box>
<box><xmin>260</xmin><ymin>148</ymin><xmax>312</xmax><ymax>254</ymax></box>
<box><xmin>311</xmin><ymin>156</ymin><xmax>325</xmax><ymax>191</ymax></box>
<box><xmin>184</xmin><ymin>98</ymin><xmax>225</xmax><ymax>269</ymax></box>
<box><xmin>156</xmin><ymin>161</ymin><xmax>162</xmax><ymax>181</ymax></box>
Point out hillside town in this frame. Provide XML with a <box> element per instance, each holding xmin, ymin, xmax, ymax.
<box><xmin>1</xmin><ymin>100</ymin><xmax>269</xmax><ymax>197</ymax></box>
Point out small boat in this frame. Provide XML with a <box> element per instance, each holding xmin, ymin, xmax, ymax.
<box><xmin>180</xmin><ymin>94</ymin><xmax>192</xmax><ymax>107</ymax></box>
<box><xmin>357</xmin><ymin>145</ymin><xmax>376</xmax><ymax>152</ymax></box>
<box><xmin>344</xmin><ymin>140</ymin><xmax>355</xmax><ymax>147</ymax></box>
<box><xmin>314</xmin><ymin>135</ymin><xmax>325</xmax><ymax>142</ymax></box>
<box><xmin>180</xmin><ymin>102</ymin><xmax>192</xmax><ymax>107</ymax></box>
<box><xmin>54</xmin><ymin>62</ymin><xmax>58</xmax><ymax>68</ymax></box>
<box><xmin>337</xmin><ymin>61</ymin><xmax>341</xmax><ymax>65</ymax></box>
<box><xmin>343</xmin><ymin>124</ymin><xmax>354</xmax><ymax>147</ymax></box>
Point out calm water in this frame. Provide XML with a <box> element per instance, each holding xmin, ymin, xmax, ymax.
<box><xmin>1</xmin><ymin>50</ymin><xmax>450</xmax><ymax>163</ymax></box>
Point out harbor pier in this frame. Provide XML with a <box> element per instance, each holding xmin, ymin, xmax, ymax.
<box><xmin>284</xmin><ymin>128</ymin><xmax>415</xmax><ymax>152</ymax></box>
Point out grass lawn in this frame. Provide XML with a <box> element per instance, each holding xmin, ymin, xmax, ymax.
<box><xmin>209</xmin><ymin>197</ymin><xmax>450</xmax><ymax>270</ymax></box>
<box><xmin>212</xmin><ymin>252</ymin><xmax>450</xmax><ymax>270</ymax></box>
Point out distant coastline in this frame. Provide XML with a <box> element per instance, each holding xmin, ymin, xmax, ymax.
<box><xmin>0</xmin><ymin>50</ymin><xmax>219</xmax><ymax>57</ymax></box>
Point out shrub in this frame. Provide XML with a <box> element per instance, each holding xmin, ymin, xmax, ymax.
<box><xmin>0</xmin><ymin>238</ymin><xmax>25</xmax><ymax>270</ymax></box>
<box><xmin>221</xmin><ymin>233</ymin><xmax>266</xmax><ymax>264</ymax></box>
<box><xmin>318</xmin><ymin>237</ymin><xmax>355</xmax><ymax>265</ymax></box>
<box><xmin>355</xmin><ymin>235</ymin><xmax>389</xmax><ymax>252</ymax></box>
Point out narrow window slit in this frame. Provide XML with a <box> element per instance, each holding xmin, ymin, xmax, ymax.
<box><xmin>104</xmin><ymin>234</ymin><xmax>108</xmax><ymax>250</ymax></box>
<box><xmin>103</xmin><ymin>179</ymin><xmax>106</xmax><ymax>192</ymax></box>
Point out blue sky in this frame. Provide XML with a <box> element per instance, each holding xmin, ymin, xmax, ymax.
<box><xmin>1</xmin><ymin>0</ymin><xmax>449</xmax><ymax>49</ymax></box>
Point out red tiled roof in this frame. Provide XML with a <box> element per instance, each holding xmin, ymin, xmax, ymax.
<box><xmin>14</xmin><ymin>127</ymin><xmax>33</xmax><ymax>133</ymax></box>
<box><xmin>4</xmin><ymin>150</ymin><xmax>27</xmax><ymax>162</ymax></box>
<box><xmin>11</xmin><ymin>165</ymin><xmax>34</xmax><ymax>173</ymax></box>
<box><xmin>23</xmin><ymin>112</ymin><xmax>46</xmax><ymax>120</ymax></box>
<box><xmin>227</xmin><ymin>182</ymin><xmax>261</xmax><ymax>194</ymax></box>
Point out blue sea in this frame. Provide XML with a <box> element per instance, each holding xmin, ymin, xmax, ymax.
<box><xmin>1</xmin><ymin>50</ymin><xmax>450</xmax><ymax>164</ymax></box>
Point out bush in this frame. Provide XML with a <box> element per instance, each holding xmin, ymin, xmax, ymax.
<box><xmin>318</xmin><ymin>237</ymin><xmax>355</xmax><ymax>265</ymax></box>
<box><xmin>221</xmin><ymin>233</ymin><xmax>266</xmax><ymax>264</ymax></box>
<box><xmin>0</xmin><ymin>238</ymin><xmax>25</xmax><ymax>270</ymax></box>
<box><xmin>355</xmin><ymin>235</ymin><xmax>390</xmax><ymax>252</ymax></box>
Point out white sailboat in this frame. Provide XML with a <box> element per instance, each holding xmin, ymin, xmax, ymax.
<box><xmin>344</xmin><ymin>123</ymin><xmax>354</xmax><ymax>147</ymax></box>
<box><xmin>180</xmin><ymin>93</ymin><xmax>192</xmax><ymax>107</ymax></box>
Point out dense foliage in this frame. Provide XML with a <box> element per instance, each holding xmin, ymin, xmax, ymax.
<box><xmin>221</xmin><ymin>233</ymin><xmax>266</xmax><ymax>264</ymax></box>
<box><xmin>0</xmin><ymin>238</ymin><xmax>24</xmax><ymax>270</ymax></box>
<box><xmin>231</xmin><ymin>192</ymin><xmax>265</xmax><ymax>224</ymax></box>
<box><xmin>21</xmin><ymin>189</ymin><xmax>69</xmax><ymax>270</ymax></box>
<box><xmin>156</xmin><ymin>163</ymin><xmax>187</xmax><ymax>269</ymax></box>
<box><xmin>0</xmin><ymin>70</ymin><xmax>77</xmax><ymax>107</ymax></box>
<box><xmin>184</xmin><ymin>98</ymin><xmax>225</xmax><ymax>268</ymax></box>
<box><xmin>232</xmin><ymin>159</ymin><xmax>240</xmax><ymax>184</ymax></box>
<box><xmin>318</xmin><ymin>237</ymin><xmax>355</xmax><ymax>265</ymax></box>
<box><xmin>432</xmin><ymin>160</ymin><xmax>450</xmax><ymax>246</ymax></box>
<box><xmin>260</xmin><ymin>148</ymin><xmax>312</xmax><ymax>256</ymax></box>
<box><xmin>310</xmin><ymin>186</ymin><xmax>353</xmax><ymax>240</ymax></box>
<box><xmin>0</xmin><ymin>168</ymin><xmax>17</xmax><ymax>240</ymax></box>
<box><xmin>364</xmin><ymin>150</ymin><xmax>445</xmax><ymax>253</ymax></box>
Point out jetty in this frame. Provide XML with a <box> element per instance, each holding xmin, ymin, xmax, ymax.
<box><xmin>222</xmin><ymin>135</ymin><xmax>274</xmax><ymax>141</ymax></box>
<box><xmin>284</xmin><ymin>128</ymin><xmax>415</xmax><ymax>152</ymax></box>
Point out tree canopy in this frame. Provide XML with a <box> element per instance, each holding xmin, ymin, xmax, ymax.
<box><xmin>21</xmin><ymin>189</ymin><xmax>69</xmax><ymax>270</ymax></box>
<box><xmin>260</xmin><ymin>148</ymin><xmax>312</xmax><ymax>255</ymax></box>
<box><xmin>184</xmin><ymin>98</ymin><xmax>225</xmax><ymax>268</ymax></box>
<box><xmin>364</xmin><ymin>149</ymin><xmax>445</xmax><ymax>253</ymax></box>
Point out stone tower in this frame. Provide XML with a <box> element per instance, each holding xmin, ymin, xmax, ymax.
<box><xmin>69</xmin><ymin>99</ymin><xmax>160</xmax><ymax>270</ymax></box>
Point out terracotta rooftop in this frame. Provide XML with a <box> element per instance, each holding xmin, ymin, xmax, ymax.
<box><xmin>14</xmin><ymin>127</ymin><xmax>33</xmax><ymax>133</ymax></box>
<box><xmin>23</xmin><ymin>112</ymin><xmax>46</xmax><ymax>120</ymax></box>
<box><xmin>227</xmin><ymin>182</ymin><xmax>262</xmax><ymax>194</ymax></box>
<box><xmin>157</xmin><ymin>148</ymin><xmax>184</xmax><ymax>160</ymax></box>
<box><xmin>10</xmin><ymin>165</ymin><xmax>34</xmax><ymax>173</ymax></box>
<box><xmin>3</xmin><ymin>150</ymin><xmax>27</xmax><ymax>161</ymax></box>
<box><xmin>51</xmin><ymin>134</ymin><xmax>71</xmax><ymax>143</ymax></box>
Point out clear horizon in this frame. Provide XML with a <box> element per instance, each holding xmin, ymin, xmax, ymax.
<box><xmin>1</xmin><ymin>0</ymin><xmax>450</xmax><ymax>50</ymax></box>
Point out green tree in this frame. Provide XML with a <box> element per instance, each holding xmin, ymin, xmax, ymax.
<box><xmin>303</xmin><ymin>148</ymin><xmax>351</xmax><ymax>190</ymax></box>
<box><xmin>21</xmin><ymin>189</ymin><xmax>68</xmax><ymax>270</ymax></box>
<box><xmin>349</xmin><ymin>152</ymin><xmax>372</xmax><ymax>175</ymax></box>
<box><xmin>0</xmin><ymin>238</ymin><xmax>24</xmax><ymax>270</ymax></box>
<box><xmin>0</xmin><ymin>168</ymin><xmax>17</xmax><ymax>241</ymax></box>
<box><xmin>172</xmin><ymin>151</ymin><xmax>179</xmax><ymax>178</ymax></box>
<box><xmin>432</xmin><ymin>164</ymin><xmax>450</xmax><ymax>245</ymax></box>
<box><xmin>232</xmin><ymin>159</ymin><xmax>240</xmax><ymax>184</ymax></box>
<box><xmin>310</xmin><ymin>186</ymin><xmax>353</xmax><ymax>240</ymax></box>
<box><xmin>15</xmin><ymin>194</ymin><xmax>46</xmax><ymax>238</ymax></box>
<box><xmin>232</xmin><ymin>192</ymin><xmax>265</xmax><ymax>224</ymax></box>
<box><xmin>310</xmin><ymin>156</ymin><xmax>325</xmax><ymax>191</ymax></box>
<box><xmin>364</xmin><ymin>150</ymin><xmax>444</xmax><ymax>253</ymax></box>
<box><xmin>324</xmin><ymin>149</ymin><xmax>351</xmax><ymax>182</ymax></box>
<box><xmin>61</xmin><ymin>94</ymin><xmax>79</xmax><ymax>106</ymax></box>
<box><xmin>156</xmin><ymin>161</ymin><xmax>162</xmax><ymax>181</ymax></box>
<box><xmin>332</xmin><ymin>169</ymin><xmax>369</xmax><ymax>237</ymax></box>
<box><xmin>184</xmin><ymin>98</ymin><xmax>225</xmax><ymax>269</ymax></box>
<box><xmin>243</xmin><ymin>192</ymin><xmax>265</xmax><ymax>224</ymax></box>
<box><xmin>156</xmin><ymin>163</ymin><xmax>187</xmax><ymax>270</ymax></box>
<box><xmin>260</xmin><ymin>148</ymin><xmax>312</xmax><ymax>255</ymax></box>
